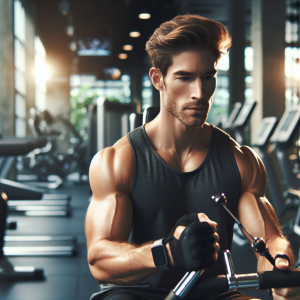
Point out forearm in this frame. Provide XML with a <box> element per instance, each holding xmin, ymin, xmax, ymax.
<box><xmin>256</xmin><ymin>236</ymin><xmax>295</xmax><ymax>272</ymax></box>
<box><xmin>88</xmin><ymin>239</ymin><xmax>158</xmax><ymax>285</ymax></box>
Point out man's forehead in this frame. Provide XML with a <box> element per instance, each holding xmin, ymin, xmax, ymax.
<box><xmin>170</xmin><ymin>50</ymin><xmax>217</xmax><ymax>73</ymax></box>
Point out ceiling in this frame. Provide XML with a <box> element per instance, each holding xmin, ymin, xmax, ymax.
<box><xmin>29</xmin><ymin>0</ymin><xmax>250</xmax><ymax>80</ymax></box>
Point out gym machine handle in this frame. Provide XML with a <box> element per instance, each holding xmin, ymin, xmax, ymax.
<box><xmin>165</xmin><ymin>270</ymin><xmax>300</xmax><ymax>299</ymax></box>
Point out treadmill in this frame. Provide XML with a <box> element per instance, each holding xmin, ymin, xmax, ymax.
<box><xmin>251</xmin><ymin>117</ymin><xmax>287</xmax><ymax>217</ymax></box>
<box><xmin>232</xmin><ymin>99</ymin><xmax>257</xmax><ymax>145</ymax></box>
<box><xmin>0</xmin><ymin>137</ymin><xmax>71</xmax><ymax>217</ymax></box>
<box><xmin>222</xmin><ymin>102</ymin><xmax>242</xmax><ymax>133</ymax></box>
<box><xmin>0</xmin><ymin>137</ymin><xmax>76</xmax><ymax>256</ymax></box>
<box><xmin>270</xmin><ymin>107</ymin><xmax>300</xmax><ymax>190</ymax></box>
<box><xmin>0</xmin><ymin>188</ymin><xmax>44</xmax><ymax>280</ymax></box>
<box><xmin>269</xmin><ymin>107</ymin><xmax>300</xmax><ymax>236</ymax></box>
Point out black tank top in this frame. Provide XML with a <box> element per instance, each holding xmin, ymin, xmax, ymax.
<box><xmin>127</xmin><ymin>125</ymin><xmax>241</xmax><ymax>288</ymax></box>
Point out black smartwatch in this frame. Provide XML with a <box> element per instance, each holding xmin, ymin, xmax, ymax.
<box><xmin>151</xmin><ymin>238</ymin><xmax>170</xmax><ymax>271</ymax></box>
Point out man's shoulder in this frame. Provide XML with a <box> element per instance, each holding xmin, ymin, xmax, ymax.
<box><xmin>230</xmin><ymin>139</ymin><xmax>267</xmax><ymax>195</ymax></box>
<box><xmin>89</xmin><ymin>135</ymin><xmax>134</xmax><ymax>195</ymax></box>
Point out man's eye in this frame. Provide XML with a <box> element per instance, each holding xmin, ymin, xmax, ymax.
<box><xmin>203</xmin><ymin>75</ymin><xmax>215</xmax><ymax>80</ymax></box>
<box><xmin>180</xmin><ymin>77</ymin><xmax>191</xmax><ymax>81</ymax></box>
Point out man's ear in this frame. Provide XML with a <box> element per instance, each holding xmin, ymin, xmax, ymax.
<box><xmin>149</xmin><ymin>68</ymin><xmax>164</xmax><ymax>91</ymax></box>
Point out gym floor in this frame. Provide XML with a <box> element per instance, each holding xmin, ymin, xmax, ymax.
<box><xmin>0</xmin><ymin>181</ymin><xmax>100</xmax><ymax>300</ymax></box>
<box><xmin>0</xmin><ymin>181</ymin><xmax>298</xmax><ymax>300</ymax></box>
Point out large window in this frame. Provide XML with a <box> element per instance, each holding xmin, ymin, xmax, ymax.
<box><xmin>14</xmin><ymin>0</ymin><xmax>26</xmax><ymax>137</ymax></box>
<box><xmin>285</xmin><ymin>0</ymin><xmax>300</xmax><ymax>108</ymax></box>
<box><xmin>207</xmin><ymin>53</ymin><xmax>230</xmax><ymax>124</ymax></box>
<box><xmin>34</xmin><ymin>36</ymin><xmax>48</xmax><ymax>111</ymax></box>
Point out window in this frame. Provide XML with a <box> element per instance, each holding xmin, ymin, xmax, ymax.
<box><xmin>14</xmin><ymin>0</ymin><xmax>26</xmax><ymax>137</ymax></box>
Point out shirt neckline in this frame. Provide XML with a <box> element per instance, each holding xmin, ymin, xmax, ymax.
<box><xmin>141</xmin><ymin>124</ymin><xmax>216</xmax><ymax>174</ymax></box>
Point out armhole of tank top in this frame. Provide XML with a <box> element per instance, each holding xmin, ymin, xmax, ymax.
<box><xmin>127</xmin><ymin>132</ymin><xmax>138</xmax><ymax>197</ymax></box>
<box><xmin>227</xmin><ymin>135</ymin><xmax>242</xmax><ymax>190</ymax></box>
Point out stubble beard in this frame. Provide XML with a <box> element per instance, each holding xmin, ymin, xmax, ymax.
<box><xmin>164</xmin><ymin>98</ymin><xmax>210</xmax><ymax>128</ymax></box>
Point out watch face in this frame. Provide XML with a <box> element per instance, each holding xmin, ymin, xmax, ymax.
<box><xmin>152</xmin><ymin>246</ymin><xmax>166</xmax><ymax>266</ymax></box>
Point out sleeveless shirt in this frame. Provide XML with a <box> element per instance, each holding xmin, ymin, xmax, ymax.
<box><xmin>126</xmin><ymin>125</ymin><xmax>241</xmax><ymax>288</ymax></box>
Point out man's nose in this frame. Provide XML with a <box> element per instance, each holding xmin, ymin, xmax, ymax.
<box><xmin>191</xmin><ymin>78</ymin><xmax>205</xmax><ymax>100</ymax></box>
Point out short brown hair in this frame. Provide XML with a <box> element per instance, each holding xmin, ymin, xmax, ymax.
<box><xmin>146</xmin><ymin>14</ymin><xmax>232</xmax><ymax>77</ymax></box>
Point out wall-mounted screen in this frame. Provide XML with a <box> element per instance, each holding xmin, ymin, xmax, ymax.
<box><xmin>77</xmin><ymin>38</ymin><xmax>112</xmax><ymax>56</ymax></box>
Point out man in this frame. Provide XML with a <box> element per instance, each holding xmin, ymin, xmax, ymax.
<box><xmin>86</xmin><ymin>15</ymin><xmax>300</xmax><ymax>300</ymax></box>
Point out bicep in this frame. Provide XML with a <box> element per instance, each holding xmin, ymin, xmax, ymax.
<box><xmin>86</xmin><ymin>146</ymin><xmax>133</xmax><ymax>249</ymax></box>
<box><xmin>234</xmin><ymin>144</ymin><xmax>283</xmax><ymax>243</ymax></box>
<box><xmin>85</xmin><ymin>193</ymin><xmax>133</xmax><ymax>249</ymax></box>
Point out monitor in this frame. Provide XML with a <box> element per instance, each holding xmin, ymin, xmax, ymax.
<box><xmin>77</xmin><ymin>37</ymin><xmax>112</xmax><ymax>56</ymax></box>
<box><xmin>233</xmin><ymin>99</ymin><xmax>256</xmax><ymax>127</ymax></box>
<box><xmin>270</xmin><ymin>107</ymin><xmax>300</xmax><ymax>144</ymax></box>
<box><xmin>294</xmin><ymin>204</ymin><xmax>300</xmax><ymax>236</ymax></box>
<box><xmin>251</xmin><ymin>117</ymin><xmax>277</xmax><ymax>147</ymax></box>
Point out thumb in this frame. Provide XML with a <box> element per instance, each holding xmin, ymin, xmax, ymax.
<box><xmin>197</xmin><ymin>213</ymin><xmax>217</xmax><ymax>230</ymax></box>
<box><xmin>275</xmin><ymin>257</ymin><xmax>290</xmax><ymax>270</ymax></box>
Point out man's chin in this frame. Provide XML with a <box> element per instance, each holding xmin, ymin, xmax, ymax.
<box><xmin>178</xmin><ymin>118</ymin><xmax>206</xmax><ymax>128</ymax></box>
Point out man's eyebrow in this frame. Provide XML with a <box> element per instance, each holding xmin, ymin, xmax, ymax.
<box><xmin>173</xmin><ymin>69</ymin><xmax>218</xmax><ymax>76</ymax></box>
<box><xmin>173</xmin><ymin>71</ymin><xmax>195</xmax><ymax>76</ymax></box>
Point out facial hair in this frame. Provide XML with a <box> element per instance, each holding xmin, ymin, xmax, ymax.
<box><xmin>164</xmin><ymin>96</ymin><xmax>211</xmax><ymax>128</ymax></box>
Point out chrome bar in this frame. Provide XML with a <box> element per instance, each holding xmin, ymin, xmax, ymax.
<box><xmin>173</xmin><ymin>270</ymin><xmax>204</xmax><ymax>298</ymax></box>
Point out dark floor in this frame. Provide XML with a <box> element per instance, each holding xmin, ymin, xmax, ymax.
<box><xmin>0</xmin><ymin>181</ymin><xmax>299</xmax><ymax>300</ymax></box>
<box><xmin>0</xmin><ymin>181</ymin><xmax>100</xmax><ymax>300</ymax></box>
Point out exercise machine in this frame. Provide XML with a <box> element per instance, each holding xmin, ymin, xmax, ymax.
<box><xmin>0</xmin><ymin>195</ymin><xmax>44</xmax><ymax>280</ymax></box>
<box><xmin>165</xmin><ymin>193</ymin><xmax>300</xmax><ymax>300</ymax></box>
<box><xmin>0</xmin><ymin>137</ymin><xmax>76</xmax><ymax>256</ymax></box>
<box><xmin>251</xmin><ymin>117</ymin><xmax>287</xmax><ymax>217</ymax></box>
<box><xmin>232</xmin><ymin>99</ymin><xmax>256</xmax><ymax>145</ymax></box>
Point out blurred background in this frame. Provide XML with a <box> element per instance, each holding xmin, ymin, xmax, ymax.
<box><xmin>0</xmin><ymin>0</ymin><xmax>296</xmax><ymax>141</ymax></box>
<box><xmin>1</xmin><ymin>0</ymin><xmax>300</xmax><ymax>300</ymax></box>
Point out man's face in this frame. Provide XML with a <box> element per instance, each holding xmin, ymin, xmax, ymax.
<box><xmin>162</xmin><ymin>49</ymin><xmax>217</xmax><ymax>128</ymax></box>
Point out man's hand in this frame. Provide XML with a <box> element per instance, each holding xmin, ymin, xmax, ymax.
<box><xmin>165</xmin><ymin>213</ymin><xmax>219</xmax><ymax>271</ymax></box>
<box><xmin>272</xmin><ymin>258</ymin><xmax>300</xmax><ymax>299</ymax></box>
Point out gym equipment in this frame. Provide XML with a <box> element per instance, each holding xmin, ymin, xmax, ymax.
<box><xmin>232</xmin><ymin>99</ymin><xmax>256</xmax><ymax>145</ymax></box>
<box><xmin>0</xmin><ymin>195</ymin><xmax>44</xmax><ymax>281</ymax></box>
<box><xmin>251</xmin><ymin>117</ymin><xmax>287</xmax><ymax>217</ymax></box>
<box><xmin>222</xmin><ymin>102</ymin><xmax>242</xmax><ymax>133</ymax></box>
<box><xmin>129</xmin><ymin>112</ymin><xmax>143</xmax><ymax>132</ymax></box>
<box><xmin>270</xmin><ymin>106</ymin><xmax>300</xmax><ymax>190</ymax></box>
<box><xmin>0</xmin><ymin>138</ymin><xmax>71</xmax><ymax>217</ymax></box>
<box><xmin>165</xmin><ymin>193</ymin><xmax>298</xmax><ymax>300</ymax></box>
<box><xmin>211</xmin><ymin>194</ymin><xmax>275</xmax><ymax>267</ymax></box>
<box><xmin>87</xmin><ymin>104</ymin><xmax>98</xmax><ymax>171</ymax></box>
<box><xmin>165</xmin><ymin>249</ymin><xmax>300</xmax><ymax>300</ymax></box>
<box><xmin>97</xmin><ymin>99</ymin><xmax>136</xmax><ymax>151</ymax></box>
<box><xmin>22</xmin><ymin>108</ymin><xmax>86</xmax><ymax>187</ymax></box>
<box><xmin>142</xmin><ymin>106</ymin><xmax>160</xmax><ymax>124</ymax></box>
<box><xmin>0</xmin><ymin>137</ymin><xmax>76</xmax><ymax>256</ymax></box>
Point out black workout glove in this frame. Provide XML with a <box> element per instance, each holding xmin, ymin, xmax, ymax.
<box><xmin>165</xmin><ymin>214</ymin><xmax>216</xmax><ymax>272</ymax></box>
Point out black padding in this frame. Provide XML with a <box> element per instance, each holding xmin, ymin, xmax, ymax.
<box><xmin>143</xmin><ymin>106</ymin><xmax>160</xmax><ymax>124</ymax></box>
<box><xmin>134</xmin><ymin>113</ymin><xmax>143</xmax><ymax>129</ymax></box>
<box><xmin>259</xmin><ymin>270</ymin><xmax>300</xmax><ymax>289</ymax></box>
<box><xmin>0</xmin><ymin>137</ymin><xmax>48</xmax><ymax>156</ymax></box>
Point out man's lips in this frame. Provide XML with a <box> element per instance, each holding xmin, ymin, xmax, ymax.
<box><xmin>185</xmin><ymin>106</ymin><xmax>208</xmax><ymax>110</ymax></box>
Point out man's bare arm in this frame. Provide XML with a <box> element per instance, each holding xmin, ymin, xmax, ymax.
<box><xmin>233</xmin><ymin>143</ymin><xmax>299</xmax><ymax>299</ymax></box>
<box><xmin>85</xmin><ymin>139</ymin><xmax>158</xmax><ymax>285</ymax></box>
<box><xmin>234</xmin><ymin>144</ymin><xmax>295</xmax><ymax>270</ymax></box>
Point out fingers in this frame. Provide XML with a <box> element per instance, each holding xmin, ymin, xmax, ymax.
<box><xmin>275</xmin><ymin>257</ymin><xmax>290</xmax><ymax>270</ymax></box>
<box><xmin>197</xmin><ymin>213</ymin><xmax>217</xmax><ymax>230</ymax></box>
<box><xmin>173</xmin><ymin>225</ymin><xmax>185</xmax><ymax>240</ymax></box>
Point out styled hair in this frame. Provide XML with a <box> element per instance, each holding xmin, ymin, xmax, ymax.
<box><xmin>146</xmin><ymin>14</ymin><xmax>232</xmax><ymax>77</ymax></box>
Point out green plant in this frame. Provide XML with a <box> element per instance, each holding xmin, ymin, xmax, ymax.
<box><xmin>70</xmin><ymin>86</ymin><xmax>97</xmax><ymax>140</ymax></box>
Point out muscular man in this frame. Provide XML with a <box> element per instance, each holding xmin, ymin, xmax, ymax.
<box><xmin>86</xmin><ymin>15</ymin><xmax>300</xmax><ymax>300</ymax></box>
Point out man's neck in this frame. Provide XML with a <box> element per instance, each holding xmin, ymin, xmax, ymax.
<box><xmin>144</xmin><ymin>109</ymin><xmax>210</xmax><ymax>159</ymax></box>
